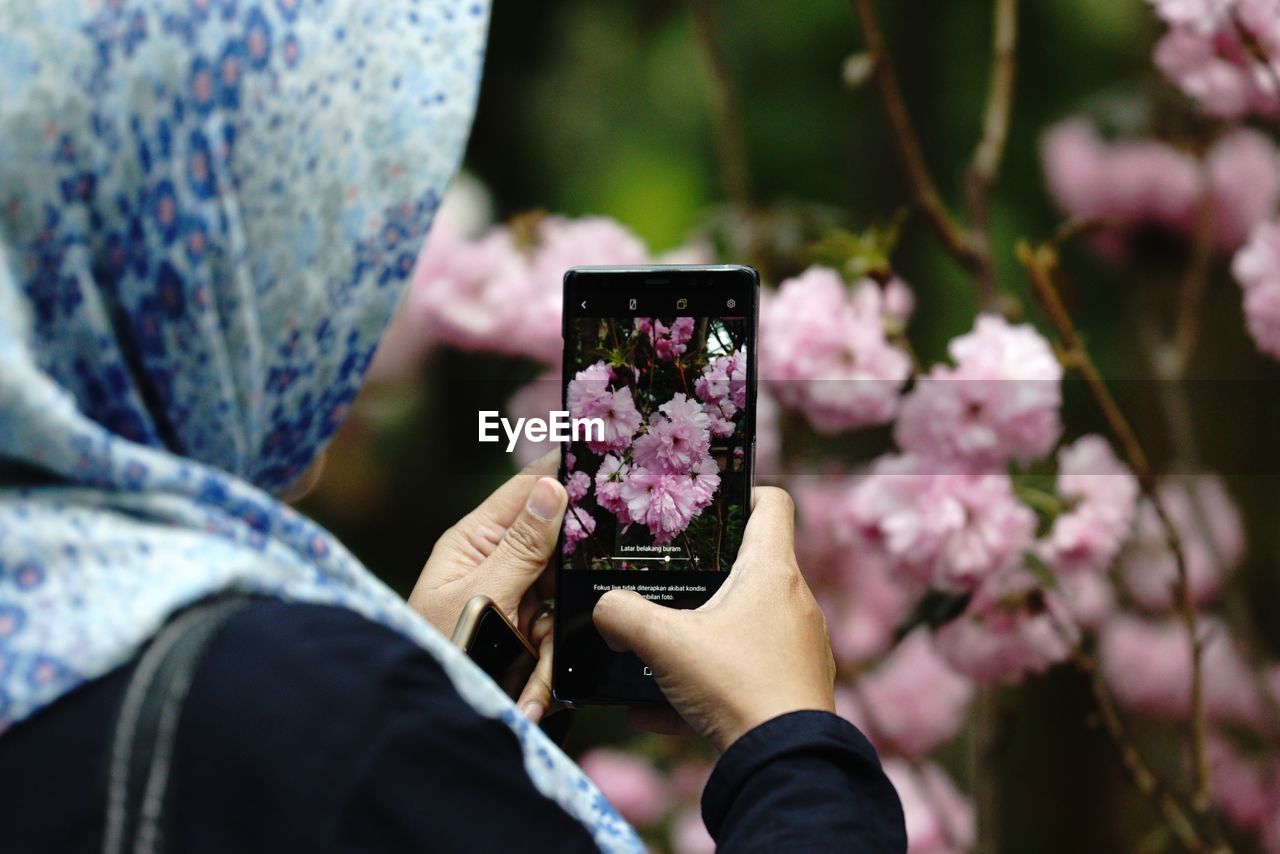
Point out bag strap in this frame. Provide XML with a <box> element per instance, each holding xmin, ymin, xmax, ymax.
<box><xmin>102</xmin><ymin>594</ymin><xmax>253</xmax><ymax>854</ymax></box>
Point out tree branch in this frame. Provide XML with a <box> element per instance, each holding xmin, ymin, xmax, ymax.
<box><xmin>964</xmin><ymin>0</ymin><xmax>1019</xmax><ymax>310</ymax></box>
<box><xmin>850</xmin><ymin>0</ymin><xmax>986</xmax><ymax>277</ymax></box>
<box><xmin>1018</xmin><ymin>240</ymin><xmax>1214</xmax><ymax>820</ymax></box>
<box><xmin>689</xmin><ymin>0</ymin><xmax>754</xmax><ymax>209</ymax></box>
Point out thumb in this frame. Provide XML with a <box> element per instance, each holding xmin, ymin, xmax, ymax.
<box><xmin>593</xmin><ymin>589</ymin><xmax>672</xmax><ymax>661</ymax></box>
<box><xmin>482</xmin><ymin>478</ymin><xmax>567</xmax><ymax>612</ymax></box>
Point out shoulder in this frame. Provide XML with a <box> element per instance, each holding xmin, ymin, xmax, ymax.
<box><xmin>169</xmin><ymin>599</ymin><xmax>492</xmax><ymax>852</ymax></box>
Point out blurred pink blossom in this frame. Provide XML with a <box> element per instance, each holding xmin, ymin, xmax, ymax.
<box><xmin>1233</xmin><ymin>218</ymin><xmax>1280</xmax><ymax>359</ymax></box>
<box><xmin>1037</xmin><ymin>435</ymin><xmax>1139</xmax><ymax>575</ymax></box>
<box><xmin>760</xmin><ymin>267</ymin><xmax>912</xmax><ymax>433</ymax></box>
<box><xmin>933</xmin><ymin>567</ymin><xmax>1077</xmax><ymax>685</ymax></box>
<box><xmin>578</xmin><ymin>748</ymin><xmax>670</xmax><ymax>827</ymax></box>
<box><xmin>412</xmin><ymin>215</ymin><xmax>649</xmax><ymax>366</ymax></box>
<box><xmin>1149</xmin><ymin>0</ymin><xmax>1280</xmax><ymax>119</ymax></box>
<box><xmin>796</xmin><ymin>475</ymin><xmax>919</xmax><ymax>664</ymax></box>
<box><xmin>1042</xmin><ymin>120</ymin><xmax>1280</xmax><ymax>255</ymax></box>
<box><xmin>883</xmin><ymin>760</ymin><xmax>976</xmax><ymax>854</ymax></box>
<box><xmin>669</xmin><ymin>808</ymin><xmax>716</xmax><ymax>854</ymax></box>
<box><xmin>1119</xmin><ymin>476</ymin><xmax>1244</xmax><ymax>612</ymax></box>
<box><xmin>895</xmin><ymin>315</ymin><xmax>1063</xmax><ymax>467</ymax></box>
<box><xmin>1099</xmin><ymin>614</ymin><xmax>1265</xmax><ymax>726</ymax></box>
<box><xmin>846</xmin><ymin>454</ymin><xmax>1036</xmax><ymax>593</ymax></box>
<box><xmin>1057</xmin><ymin>571</ymin><xmax>1117</xmax><ymax>630</ymax></box>
<box><xmin>507</xmin><ymin>371</ymin><xmax>562</xmax><ymax>467</ymax></box>
<box><xmin>1207</xmin><ymin>734</ymin><xmax>1280</xmax><ymax>833</ymax></box>
<box><xmin>847</xmin><ymin>629</ymin><xmax>974</xmax><ymax>757</ymax></box>
<box><xmin>594</xmin><ymin>453</ymin><xmax>630</xmax><ymax>517</ymax></box>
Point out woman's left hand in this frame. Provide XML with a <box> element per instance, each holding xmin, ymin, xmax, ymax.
<box><xmin>409</xmin><ymin>451</ymin><xmax>564</xmax><ymax>721</ymax></box>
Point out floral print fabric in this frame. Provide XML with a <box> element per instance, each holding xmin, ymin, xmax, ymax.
<box><xmin>0</xmin><ymin>1</ymin><xmax>639</xmax><ymax>849</ymax></box>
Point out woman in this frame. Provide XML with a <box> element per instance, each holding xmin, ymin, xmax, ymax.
<box><xmin>0</xmin><ymin>1</ymin><xmax>905</xmax><ymax>851</ymax></box>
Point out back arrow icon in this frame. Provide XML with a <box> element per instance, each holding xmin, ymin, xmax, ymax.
<box><xmin>580</xmin><ymin>300</ymin><xmax>587</xmax><ymax>309</ymax></box>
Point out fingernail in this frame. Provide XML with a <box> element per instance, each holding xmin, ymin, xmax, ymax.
<box><xmin>521</xmin><ymin>700</ymin><xmax>544</xmax><ymax>724</ymax></box>
<box><xmin>526</xmin><ymin>478</ymin><xmax>561</xmax><ymax>523</ymax></box>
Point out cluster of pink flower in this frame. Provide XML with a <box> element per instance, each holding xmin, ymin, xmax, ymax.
<box><xmin>564</xmin><ymin>361</ymin><xmax>724</xmax><ymax>550</ymax></box>
<box><xmin>1234</xmin><ymin>218</ymin><xmax>1280</xmax><ymax>359</ymax></box>
<box><xmin>694</xmin><ymin>346</ymin><xmax>747</xmax><ymax>438</ymax></box>
<box><xmin>759</xmin><ymin>267</ymin><xmax>914</xmax><ymax>433</ymax></box>
<box><xmin>1042</xmin><ymin>119</ymin><xmax>1280</xmax><ymax>255</ymax></box>
<box><xmin>578</xmin><ymin>749</ymin><xmax>716</xmax><ymax>854</ymax></box>
<box><xmin>1148</xmin><ymin>0</ymin><xmax>1280</xmax><ymax>119</ymax></box>
<box><xmin>637</xmin><ymin>317</ymin><xmax>696</xmax><ymax>361</ymax></box>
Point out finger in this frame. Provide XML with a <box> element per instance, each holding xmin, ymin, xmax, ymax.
<box><xmin>739</xmin><ymin>486</ymin><xmax>796</xmax><ymax>569</ymax></box>
<box><xmin>626</xmin><ymin>706</ymin><xmax>694</xmax><ymax>737</ymax></box>
<box><xmin>516</xmin><ymin>631</ymin><xmax>555</xmax><ymax>725</ymax></box>
<box><xmin>482</xmin><ymin>477</ymin><xmax>567</xmax><ymax>613</ymax></box>
<box><xmin>593</xmin><ymin>589</ymin><xmax>671</xmax><ymax>660</ymax></box>
<box><xmin>468</xmin><ymin>450</ymin><xmax>562</xmax><ymax>532</ymax></box>
<box><xmin>529</xmin><ymin>608</ymin><xmax>555</xmax><ymax>649</ymax></box>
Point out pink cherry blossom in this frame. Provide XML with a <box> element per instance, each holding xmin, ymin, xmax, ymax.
<box><xmin>695</xmin><ymin>346</ymin><xmax>748</xmax><ymax>438</ymax></box>
<box><xmin>933</xmin><ymin>567</ymin><xmax>1077</xmax><ymax>685</ymax></box>
<box><xmin>1233</xmin><ymin>218</ymin><xmax>1280</xmax><ymax>359</ymax></box>
<box><xmin>845</xmin><ymin>454</ymin><xmax>1037</xmax><ymax>593</ymax></box>
<box><xmin>1149</xmin><ymin>0</ymin><xmax>1280</xmax><ymax>119</ymax></box>
<box><xmin>1119</xmin><ymin>476</ymin><xmax>1244</xmax><ymax>612</ymax></box>
<box><xmin>619</xmin><ymin>468</ymin><xmax>702</xmax><ymax>544</ymax></box>
<box><xmin>594</xmin><ymin>453</ymin><xmax>630</xmax><ymax>517</ymax></box>
<box><xmin>846</xmin><ymin>629</ymin><xmax>974</xmax><ymax>757</ymax></box>
<box><xmin>565</xmin><ymin>470</ymin><xmax>590</xmax><ymax>504</ymax></box>
<box><xmin>1042</xmin><ymin>120</ymin><xmax>1280</xmax><ymax>256</ymax></box>
<box><xmin>883</xmin><ymin>760</ymin><xmax>976</xmax><ymax>854</ymax></box>
<box><xmin>578</xmin><ymin>748</ymin><xmax>670</xmax><ymax>827</ymax></box>
<box><xmin>1099</xmin><ymin>614</ymin><xmax>1266</xmax><ymax>726</ymax></box>
<box><xmin>1037</xmin><ymin>435</ymin><xmax>1139</xmax><ymax>575</ymax></box>
<box><xmin>639</xmin><ymin>316</ymin><xmax>696</xmax><ymax>361</ymax></box>
<box><xmin>796</xmin><ymin>476</ymin><xmax>920</xmax><ymax>663</ymax></box>
<box><xmin>760</xmin><ymin>267</ymin><xmax>912</xmax><ymax>433</ymax></box>
<box><xmin>689</xmin><ymin>455</ymin><xmax>721</xmax><ymax>507</ymax></box>
<box><xmin>563</xmin><ymin>504</ymin><xmax>597</xmax><ymax>555</ymax></box>
<box><xmin>566</xmin><ymin>361</ymin><xmax>643</xmax><ymax>454</ymax></box>
<box><xmin>895</xmin><ymin>314</ymin><xmax>1062</xmax><ymax>468</ymax></box>
<box><xmin>632</xmin><ymin>394</ymin><xmax>712</xmax><ymax>474</ymax></box>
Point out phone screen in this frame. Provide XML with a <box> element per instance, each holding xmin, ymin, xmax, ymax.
<box><xmin>553</xmin><ymin>265</ymin><xmax>758</xmax><ymax>705</ymax></box>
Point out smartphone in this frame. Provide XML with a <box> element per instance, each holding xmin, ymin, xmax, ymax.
<box><xmin>553</xmin><ymin>264</ymin><xmax>759</xmax><ymax>706</ymax></box>
<box><xmin>451</xmin><ymin>595</ymin><xmax>538</xmax><ymax>701</ymax></box>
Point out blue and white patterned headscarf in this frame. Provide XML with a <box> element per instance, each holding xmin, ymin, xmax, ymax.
<box><xmin>0</xmin><ymin>1</ymin><xmax>638</xmax><ymax>849</ymax></box>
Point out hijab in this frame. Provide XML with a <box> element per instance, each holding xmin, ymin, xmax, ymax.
<box><xmin>0</xmin><ymin>1</ymin><xmax>638</xmax><ymax>848</ymax></box>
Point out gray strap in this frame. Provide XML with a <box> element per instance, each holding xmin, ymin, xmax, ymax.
<box><xmin>103</xmin><ymin>595</ymin><xmax>252</xmax><ymax>854</ymax></box>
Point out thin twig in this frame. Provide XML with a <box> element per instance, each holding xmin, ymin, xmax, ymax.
<box><xmin>1018</xmin><ymin>240</ymin><xmax>1214</xmax><ymax>820</ymax></box>
<box><xmin>1038</xmin><ymin>603</ymin><xmax>1210</xmax><ymax>852</ymax></box>
<box><xmin>1170</xmin><ymin>183</ymin><xmax>1216</xmax><ymax>376</ymax></box>
<box><xmin>964</xmin><ymin>0</ymin><xmax>1019</xmax><ymax>310</ymax></box>
<box><xmin>689</xmin><ymin>0</ymin><xmax>754</xmax><ymax>208</ymax></box>
<box><xmin>850</xmin><ymin>0</ymin><xmax>985</xmax><ymax>276</ymax></box>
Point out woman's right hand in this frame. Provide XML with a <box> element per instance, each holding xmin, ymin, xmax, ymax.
<box><xmin>591</xmin><ymin>487</ymin><xmax>837</xmax><ymax>753</ymax></box>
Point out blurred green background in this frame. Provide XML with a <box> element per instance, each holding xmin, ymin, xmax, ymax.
<box><xmin>298</xmin><ymin>1</ymin><xmax>1280</xmax><ymax>850</ymax></box>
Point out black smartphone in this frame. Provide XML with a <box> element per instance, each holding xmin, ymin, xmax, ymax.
<box><xmin>553</xmin><ymin>264</ymin><xmax>759</xmax><ymax>706</ymax></box>
<box><xmin>451</xmin><ymin>595</ymin><xmax>538</xmax><ymax>701</ymax></box>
